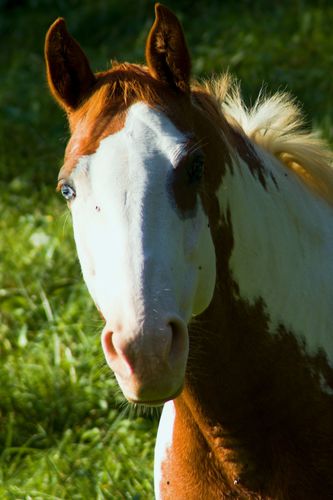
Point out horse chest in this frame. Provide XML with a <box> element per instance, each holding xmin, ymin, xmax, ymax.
<box><xmin>154</xmin><ymin>400</ymin><xmax>249</xmax><ymax>499</ymax></box>
<box><xmin>154</xmin><ymin>389</ymin><xmax>333</xmax><ymax>499</ymax></box>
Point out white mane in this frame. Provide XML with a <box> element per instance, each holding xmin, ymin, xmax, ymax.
<box><xmin>206</xmin><ymin>76</ymin><xmax>333</xmax><ymax>205</ymax></box>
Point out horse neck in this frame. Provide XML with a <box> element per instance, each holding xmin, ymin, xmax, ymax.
<box><xmin>175</xmin><ymin>132</ymin><xmax>333</xmax><ymax>494</ymax></box>
<box><xmin>215</xmin><ymin>137</ymin><xmax>333</xmax><ymax>358</ymax></box>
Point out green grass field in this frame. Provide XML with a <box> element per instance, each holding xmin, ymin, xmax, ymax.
<box><xmin>1</xmin><ymin>0</ymin><xmax>332</xmax><ymax>498</ymax></box>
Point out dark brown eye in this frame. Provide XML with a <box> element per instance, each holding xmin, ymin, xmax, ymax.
<box><xmin>186</xmin><ymin>151</ymin><xmax>204</xmax><ymax>184</ymax></box>
<box><xmin>168</xmin><ymin>148</ymin><xmax>205</xmax><ymax>217</ymax></box>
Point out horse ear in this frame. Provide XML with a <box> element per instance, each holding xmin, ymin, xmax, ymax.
<box><xmin>45</xmin><ymin>18</ymin><xmax>96</xmax><ymax>111</ymax></box>
<box><xmin>145</xmin><ymin>3</ymin><xmax>191</xmax><ymax>93</ymax></box>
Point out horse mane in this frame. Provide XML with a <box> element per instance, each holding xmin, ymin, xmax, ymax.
<box><xmin>201</xmin><ymin>75</ymin><xmax>333</xmax><ymax>205</ymax></box>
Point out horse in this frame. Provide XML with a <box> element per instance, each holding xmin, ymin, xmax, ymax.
<box><xmin>45</xmin><ymin>4</ymin><xmax>333</xmax><ymax>498</ymax></box>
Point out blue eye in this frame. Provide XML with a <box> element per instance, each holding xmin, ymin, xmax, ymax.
<box><xmin>60</xmin><ymin>184</ymin><xmax>76</xmax><ymax>201</ymax></box>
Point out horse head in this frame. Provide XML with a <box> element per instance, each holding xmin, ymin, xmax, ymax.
<box><xmin>45</xmin><ymin>4</ymin><xmax>219</xmax><ymax>405</ymax></box>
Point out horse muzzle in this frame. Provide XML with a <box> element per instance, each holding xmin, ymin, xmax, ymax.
<box><xmin>101</xmin><ymin>317</ymin><xmax>189</xmax><ymax>405</ymax></box>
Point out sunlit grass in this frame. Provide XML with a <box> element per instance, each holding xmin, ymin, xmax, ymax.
<box><xmin>0</xmin><ymin>185</ymin><xmax>157</xmax><ymax>497</ymax></box>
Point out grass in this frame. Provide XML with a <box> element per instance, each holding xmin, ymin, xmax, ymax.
<box><xmin>0</xmin><ymin>185</ymin><xmax>157</xmax><ymax>498</ymax></box>
<box><xmin>1</xmin><ymin>0</ymin><xmax>333</xmax><ymax>497</ymax></box>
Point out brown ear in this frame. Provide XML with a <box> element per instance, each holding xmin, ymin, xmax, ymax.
<box><xmin>145</xmin><ymin>3</ymin><xmax>191</xmax><ymax>93</ymax></box>
<box><xmin>45</xmin><ymin>18</ymin><xmax>96</xmax><ymax>111</ymax></box>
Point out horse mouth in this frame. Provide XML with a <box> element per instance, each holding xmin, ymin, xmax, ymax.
<box><xmin>127</xmin><ymin>384</ymin><xmax>184</xmax><ymax>407</ymax></box>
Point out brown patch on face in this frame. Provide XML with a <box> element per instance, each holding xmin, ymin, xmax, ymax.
<box><xmin>162</xmin><ymin>88</ymin><xmax>234</xmax><ymax>218</ymax></box>
<box><xmin>58</xmin><ymin>91</ymin><xmax>127</xmax><ymax>181</ymax></box>
<box><xmin>167</xmin><ymin>141</ymin><xmax>205</xmax><ymax>218</ymax></box>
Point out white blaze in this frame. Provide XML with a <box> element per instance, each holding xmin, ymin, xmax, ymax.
<box><xmin>70</xmin><ymin>103</ymin><xmax>216</xmax><ymax>327</ymax></box>
<box><xmin>66</xmin><ymin>102</ymin><xmax>216</xmax><ymax>403</ymax></box>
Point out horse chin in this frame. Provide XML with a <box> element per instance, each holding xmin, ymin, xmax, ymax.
<box><xmin>126</xmin><ymin>385</ymin><xmax>184</xmax><ymax>407</ymax></box>
<box><xmin>116</xmin><ymin>376</ymin><xmax>184</xmax><ymax>407</ymax></box>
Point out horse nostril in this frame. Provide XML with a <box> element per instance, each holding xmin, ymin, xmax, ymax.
<box><xmin>101</xmin><ymin>327</ymin><xmax>134</xmax><ymax>377</ymax></box>
<box><xmin>168</xmin><ymin>318</ymin><xmax>188</xmax><ymax>365</ymax></box>
<box><xmin>101</xmin><ymin>318</ymin><xmax>188</xmax><ymax>378</ymax></box>
<box><xmin>101</xmin><ymin>328</ymin><xmax>116</xmax><ymax>362</ymax></box>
